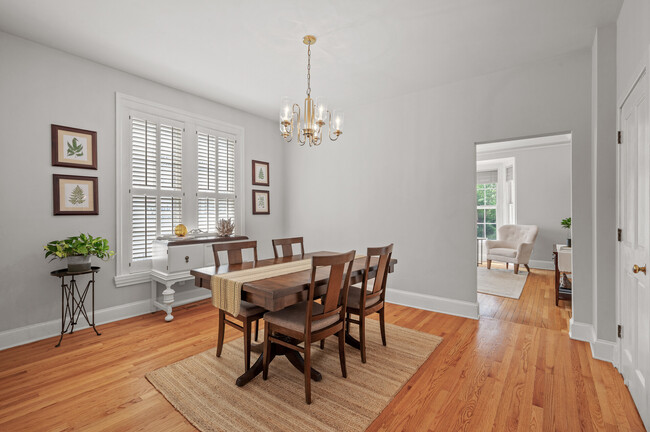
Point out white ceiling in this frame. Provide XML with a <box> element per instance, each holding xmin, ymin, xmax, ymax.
<box><xmin>0</xmin><ymin>0</ymin><xmax>622</xmax><ymax>120</ymax></box>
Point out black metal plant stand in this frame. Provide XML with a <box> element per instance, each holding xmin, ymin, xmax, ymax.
<box><xmin>50</xmin><ymin>266</ymin><xmax>101</xmax><ymax>347</ymax></box>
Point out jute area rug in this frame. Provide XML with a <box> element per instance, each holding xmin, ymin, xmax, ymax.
<box><xmin>146</xmin><ymin>319</ymin><xmax>442</xmax><ymax>432</ymax></box>
<box><xmin>477</xmin><ymin>266</ymin><xmax>529</xmax><ymax>299</ymax></box>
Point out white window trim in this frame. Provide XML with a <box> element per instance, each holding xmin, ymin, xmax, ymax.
<box><xmin>115</xmin><ymin>93</ymin><xmax>245</xmax><ymax>286</ymax></box>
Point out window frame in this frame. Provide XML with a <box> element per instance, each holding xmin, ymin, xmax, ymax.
<box><xmin>115</xmin><ymin>93</ymin><xmax>245</xmax><ymax>286</ymax></box>
<box><xmin>476</xmin><ymin>157</ymin><xmax>517</xmax><ymax>241</ymax></box>
<box><xmin>476</xmin><ymin>182</ymin><xmax>498</xmax><ymax>239</ymax></box>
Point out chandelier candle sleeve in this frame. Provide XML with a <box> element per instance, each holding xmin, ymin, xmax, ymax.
<box><xmin>279</xmin><ymin>35</ymin><xmax>343</xmax><ymax>147</ymax></box>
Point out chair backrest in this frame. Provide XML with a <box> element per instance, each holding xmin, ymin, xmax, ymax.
<box><xmin>359</xmin><ymin>244</ymin><xmax>393</xmax><ymax>309</ymax></box>
<box><xmin>212</xmin><ymin>240</ymin><xmax>258</xmax><ymax>266</ymax></box>
<box><xmin>272</xmin><ymin>236</ymin><xmax>305</xmax><ymax>258</ymax></box>
<box><xmin>497</xmin><ymin>225</ymin><xmax>539</xmax><ymax>246</ymax></box>
<box><xmin>305</xmin><ymin>251</ymin><xmax>356</xmax><ymax>334</ymax></box>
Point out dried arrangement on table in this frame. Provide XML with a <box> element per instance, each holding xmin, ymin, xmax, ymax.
<box><xmin>216</xmin><ymin>218</ymin><xmax>235</xmax><ymax>237</ymax></box>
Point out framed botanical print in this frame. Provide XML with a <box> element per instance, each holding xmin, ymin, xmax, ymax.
<box><xmin>252</xmin><ymin>189</ymin><xmax>270</xmax><ymax>215</ymax></box>
<box><xmin>53</xmin><ymin>174</ymin><xmax>99</xmax><ymax>215</ymax></box>
<box><xmin>51</xmin><ymin>124</ymin><xmax>98</xmax><ymax>169</ymax></box>
<box><xmin>252</xmin><ymin>160</ymin><xmax>269</xmax><ymax>186</ymax></box>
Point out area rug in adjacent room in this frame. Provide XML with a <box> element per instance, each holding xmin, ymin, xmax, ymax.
<box><xmin>477</xmin><ymin>266</ymin><xmax>529</xmax><ymax>299</ymax></box>
<box><xmin>146</xmin><ymin>320</ymin><xmax>442</xmax><ymax>432</ymax></box>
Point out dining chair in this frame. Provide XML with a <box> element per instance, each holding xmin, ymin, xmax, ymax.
<box><xmin>212</xmin><ymin>240</ymin><xmax>265</xmax><ymax>372</ymax></box>
<box><xmin>345</xmin><ymin>244</ymin><xmax>393</xmax><ymax>363</ymax></box>
<box><xmin>262</xmin><ymin>250</ymin><xmax>356</xmax><ymax>404</ymax></box>
<box><xmin>272</xmin><ymin>236</ymin><xmax>305</xmax><ymax>258</ymax></box>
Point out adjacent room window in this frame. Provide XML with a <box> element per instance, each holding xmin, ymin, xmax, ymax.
<box><xmin>116</xmin><ymin>94</ymin><xmax>244</xmax><ymax>279</ymax></box>
<box><xmin>476</xmin><ymin>170</ymin><xmax>498</xmax><ymax>240</ymax></box>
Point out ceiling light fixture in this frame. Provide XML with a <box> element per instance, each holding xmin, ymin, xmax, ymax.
<box><xmin>279</xmin><ymin>35</ymin><xmax>343</xmax><ymax>146</ymax></box>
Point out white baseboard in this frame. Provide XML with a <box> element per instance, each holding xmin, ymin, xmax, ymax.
<box><xmin>569</xmin><ymin>318</ymin><xmax>595</xmax><ymax>342</ymax></box>
<box><xmin>569</xmin><ymin>318</ymin><xmax>618</xmax><ymax>364</ymax></box>
<box><xmin>591</xmin><ymin>338</ymin><xmax>617</xmax><ymax>363</ymax></box>
<box><xmin>0</xmin><ymin>289</ymin><xmax>215</xmax><ymax>351</ymax></box>
<box><xmin>386</xmin><ymin>288</ymin><xmax>479</xmax><ymax>320</ymax></box>
<box><xmin>529</xmin><ymin>259</ymin><xmax>554</xmax><ymax>270</ymax></box>
<box><xmin>0</xmin><ymin>299</ymin><xmax>152</xmax><ymax>351</ymax></box>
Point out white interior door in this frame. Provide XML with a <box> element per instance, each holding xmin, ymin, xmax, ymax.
<box><xmin>619</xmin><ymin>69</ymin><xmax>650</xmax><ymax>428</ymax></box>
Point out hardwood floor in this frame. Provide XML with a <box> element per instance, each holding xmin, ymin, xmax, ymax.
<box><xmin>0</xmin><ymin>269</ymin><xmax>645</xmax><ymax>431</ymax></box>
<box><xmin>478</xmin><ymin>264</ymin><xmax>572</xmax><ymax>332</ymax></box>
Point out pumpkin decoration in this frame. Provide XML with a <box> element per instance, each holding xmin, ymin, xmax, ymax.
<box><xmin>174</xmin><ymin>224</ymin><xmax>188</xmax><ymax>237</ymax></box>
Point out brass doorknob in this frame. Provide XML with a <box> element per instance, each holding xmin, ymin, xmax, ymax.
<box><xmin>633</xmin><ymin>264</ymin><xmax>646</xmax><ymax>275</ymax></box>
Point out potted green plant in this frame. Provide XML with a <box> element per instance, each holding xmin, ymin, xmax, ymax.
<box><xmin>561</xmin><ymin>217</ymin><xmax>572</xmax><ymax>247</ymax></box>
<box><xmin>44</xmin><ymin>233</ymin><xmax>115</xmax><ymax>272</ymax></box>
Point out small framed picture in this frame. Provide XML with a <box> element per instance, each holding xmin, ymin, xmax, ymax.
<box><xmin>51</xmin><ymin>124</ymin><xmax>97</xmax><ymax>169</ymax></box>
<box><xmin>53</xmin><ymin>174</ymin><xmax>99</xmax><ymax>215</ymax></box>
<box><xmin>252</xmin><ymin>189</ymin><xmax>270</xmax><ymax>215</ymax></box>
<box><xmin>252</xmin><ymin>160</ymin><xmax>269</xmax><ymax>186</ymax></box>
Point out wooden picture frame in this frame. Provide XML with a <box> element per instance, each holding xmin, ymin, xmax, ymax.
<box><xmin>53</xmin><ymin>174</ymin><xmax>99</xmax><ymax>215</ymax></box>
<box><xmin>252</xmin><ymin>189</ymin><xmax>270</xmax><ymax>215</ymax></box>
<box><xmin>51</xmin><ymin>124</ymin><xmax>98</xmax><ymax>170</ymax></box>
<box><xmin>252</xmin><ymin>160</ymin><xmax>269</xmax><ymax>186</ymax></box>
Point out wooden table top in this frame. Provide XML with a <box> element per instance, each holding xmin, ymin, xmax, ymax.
<box><xmin>190</xmin><ymin>252</ymin><xmax>397</xmax><ymax>311</ymax></box>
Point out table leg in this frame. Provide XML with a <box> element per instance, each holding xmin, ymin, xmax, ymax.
<box><xmin>70</xmin><ymin>277</ymin><xmax>76</xmax><ymax>333</ymax></box>
<box><xmin>234</xmin><ymin>336</ymin><xmax>323</xmax><ymax>387</ymax></box>
<box><xmin>91</xmin><ymin>272</ymin><xmax>101</xmax><ymax>336</ymax></box>
<box><xmin>55</xmin><ymin>278</ymin><xmax>66</xmax><ymax>347</ymax></box>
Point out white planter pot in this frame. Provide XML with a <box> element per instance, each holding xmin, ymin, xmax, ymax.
<box><xmin>67</xmin><ymin>255</ymin><xmax>91</xmax><ymax>272</ymax></box>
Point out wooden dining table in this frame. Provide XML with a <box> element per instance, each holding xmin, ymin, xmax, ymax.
<box><xmin>190</xmin><ymin>251</ymin><xmax>397</xmax><ymax>386</ymax></box>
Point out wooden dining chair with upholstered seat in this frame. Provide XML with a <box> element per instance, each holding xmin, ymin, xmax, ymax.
<box><xmin>262</xmin><ymin>250</ymin><xmax>356</xmax><ymax>404</ymax></box>
<box><xmin>272</xmin><ymin>236</ymin><xmax>305</xmax><ymax>258</ymax></box>
<box><xmin>345</xmin><ymin>244</ymin><xmax>393</xmax><ymax>363</ymax></box>
<box><xmin>212</xmin><ymin>240</ymin><xmax>266</xmax><ymax>372</ymax></box>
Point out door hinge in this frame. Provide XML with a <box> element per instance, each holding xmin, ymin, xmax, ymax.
<box><xmin>618</xmin><ymin>228</ymin><xmax>622</xmax><ymax>242</ymax></box>
<box><xmin>618</xmin><ymin>131</ymin><xmax>622</xmax><ymax>144</ymax></box>
<box><xmin>617</xmin><ymin>324</ymin><xmax>623</xmax><ymax>338</ymax></box>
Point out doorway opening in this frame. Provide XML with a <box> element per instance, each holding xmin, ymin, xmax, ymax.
<box><xmin>475</xmin><ymin>133</ymin><xmax>573</xmax><ymax>329</ymax></box>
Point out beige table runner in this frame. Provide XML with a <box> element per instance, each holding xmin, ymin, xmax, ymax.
<box><xmin>211</xmin><ymin>258</ymin><xmax>313</xmax><ymax>316</ymax></box>
<box><xmin>211</xmin><ymin>255</ymin><xmax>366</xmax><ymax>316</ymax></box>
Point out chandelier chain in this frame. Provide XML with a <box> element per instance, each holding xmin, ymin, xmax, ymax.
<box><xmin>306</xmin><ymin>42</ymin><xmax>311</xmax><ymax>97</ymax></box>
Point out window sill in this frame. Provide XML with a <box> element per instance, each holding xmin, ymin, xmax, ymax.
<box><xmin>114</xmin><ymin>271</ymin><xmax>151</xmax><ymax>288</ymax></box>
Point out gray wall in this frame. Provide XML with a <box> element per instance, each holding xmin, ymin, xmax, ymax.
<box><xmin>592</xmin><ymin>24</ymin><xmax>618</xmax><ymax>343</ymax></box>
<box><xmin>0</xmin><ymin>31</ymin><xmax>286</xmax><ymax>333</ymax></box>
<box><xmin>284</xmin><ymin>49</ymin><xmax>593</xmax><ymax>321</ymax></box>
<box><xmin>477</xmin><ymin>144</ymin><xmax>572</xmax><ymax>266</ymax></box>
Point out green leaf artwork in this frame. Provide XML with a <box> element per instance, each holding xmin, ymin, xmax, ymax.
<box><xmin>68</xmin><ymin>185</ymin><xmax>86</xmax><ymax>205</ymax></box>
<box><xmin>66</xmin><ymin>137</ymin><xmax>84</xmax><ymax>158</ymax></box>
<box><xmin>257</xmin><ymin>195</ymin><xmax>265</xmax><ymax>208</ymax></box>
<box><xmin>258</xmin><ymin>167</ymin><xmax>265</xmax><ymax>180</ymax></box>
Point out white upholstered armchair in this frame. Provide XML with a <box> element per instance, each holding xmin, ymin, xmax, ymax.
<box><xmin>486</xmin><ymin>225</ymin><xmax>539</xmax><ymax>274</ymax></box>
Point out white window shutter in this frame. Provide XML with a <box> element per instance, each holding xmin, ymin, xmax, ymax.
<box><xmin>218</xmin><ymin>137</ymin><xmax>235</xmax><ymax>194</ymax></box>
<box><xmin>197</xmin><ymin>197</ymin><xmax>217</xmax><ymax>232</ymax></box>
<box><xmin>131</xmin><ymin>118</ymin><xmax>157</xmax><ymax>188</ymax></box>
<box><xmin>160</xmin><ymin>196</ymin><xmax>182</xmax><ymax>235</ymax></box>
<box><xmin>218</xmin><ymin>198</ymin><xmax>235</xmax><ymax>221</ymax></box>
<box><xmin>132</xmin><ymin>195</ymin><xmax>157</xmax><ymax>259</ymax></box>
<box><xmin>159</xmin><ymin>124</ymin><xmax>183</xmax><ymax>190</ymax></box>
<box><xmin>197</xmin><ymin>132</ymin><xmax>217</xmax><ymax>192</ymax></box>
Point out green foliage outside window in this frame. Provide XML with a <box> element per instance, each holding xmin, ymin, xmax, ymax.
<box><xmin>477</xmin><ymin>183</ymin><xmax>497</xmax><ymax>239</ymax></box>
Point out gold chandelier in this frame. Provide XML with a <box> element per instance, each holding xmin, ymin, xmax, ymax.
<box><xmin>280</xmin><ymin>35</ymin><xmax>343</xmax><ymax>146</ymax></box>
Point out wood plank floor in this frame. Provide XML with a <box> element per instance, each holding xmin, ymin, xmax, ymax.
<box><xmin>0</xmin><ymin>269</ymin><xmax>645</xmax><ymax>431</ymax></box>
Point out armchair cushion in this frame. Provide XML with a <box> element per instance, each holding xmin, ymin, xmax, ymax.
<box><xmin>488</xmin><ymin>248</ymin><xmax>517</xmax><ymax>258</ymax></box>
